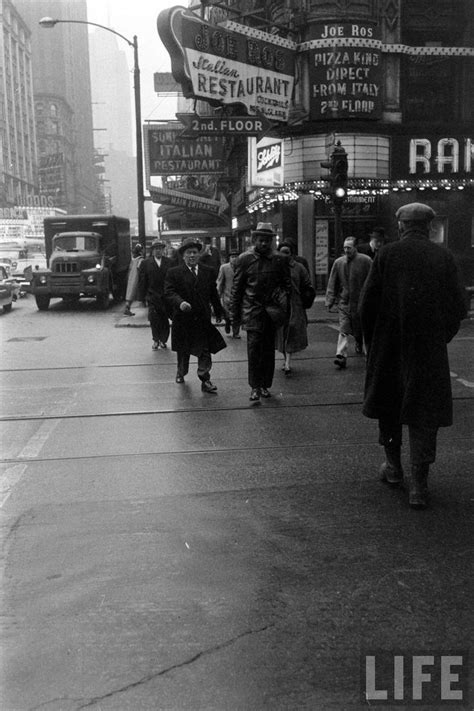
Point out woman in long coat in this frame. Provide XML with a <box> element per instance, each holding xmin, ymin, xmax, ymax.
<box><xmin>275</xmin><ymin>242</ymin><xmax>313</xmax><ymax>374</ymax></box>
<box><xmin>123</xmin><ymin>244</ymin><xmax>144</xmax><ymax>316</ymax></box>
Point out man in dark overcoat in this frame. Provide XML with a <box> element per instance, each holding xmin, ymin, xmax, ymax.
<box><xmin>230</xmin><ymin>222</ymin><xmax>291</xmax><ymax>402</ymax></box>
<box><xmin>359</xmin><ymin>202</ymin><xmax>466</xmax><ymax>509</ymax></box>
<box><xmin>138</xmin><ymin>239</ymin><xmax>172</xmax><ymax>350</ymax></box>
<box><xmin>357</xmin><ymin>226</ymin><xmax>385</xmax><ymax>260</ymax></box>
<box><xmin>164</xmin><ymin>237</ymin><xmax>226</xmax><ymax>393</ymax></box>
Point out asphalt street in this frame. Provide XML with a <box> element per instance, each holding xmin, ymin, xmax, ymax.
<box><xmin>0</xmin><ymin>294</ymin><xmax>473</xmax><ymax>710</ymax></box>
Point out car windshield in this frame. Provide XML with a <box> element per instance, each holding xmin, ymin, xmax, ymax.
<box><xmin>53</xmin><ymin>234</ymin><xmax>99</xmax><ymax>251</ymax></box>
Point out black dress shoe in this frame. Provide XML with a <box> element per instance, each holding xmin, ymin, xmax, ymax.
<box><xmin>249</xmin><ymin>388</ymin><xmax>261</xmax><ymax>401</ymax></box>
<box><xmin>158</xmin><ymin>341</ymin><xmax>167</xmax><ymax>349</ymax></box>
<box><xmin>334</xmin><ymin>355</ymin><xmax>347</xmax><ymax>369</ymax></box>
<box><xmin>260</xmin><ymin>388</ymin><xmax>271</xmax><ymax>398</ymax></box>
<box><xmin>201</xmin><ymin>380</ymin><xmax>217</xmax><ymax>393</ymax></box>
<box><xmin>175</xmin><ymin>375</ymin><xmax>185</xmax><ymax>383</ymax></box>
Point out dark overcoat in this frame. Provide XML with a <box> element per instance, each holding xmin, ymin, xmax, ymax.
<box><xmin>359</xmin><ymin>229</ymin><xmax>466</xmax><ymax>427</ymax></box>
<box><xmin>230</xmin><ymin>249</ymin><xmax>291</xmax><ymax>331</ymax></box>
<box><xmin>138</xmin><ymin>256</ymin><xmax>172</xmax><ymax>310</ymax></box>
<box><xmin>164</xmin><ymin>263</ymin><xmax>226</xmax><ymax>356</ymax></box>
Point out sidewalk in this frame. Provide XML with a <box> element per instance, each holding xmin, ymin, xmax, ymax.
<box><xmin>115</xmin><ymin>295</ymin><xmax>338</xmax><ymax>328</ymax></box>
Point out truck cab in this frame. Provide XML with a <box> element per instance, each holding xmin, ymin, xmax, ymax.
<box><xmin>31</xmin><ymin>215</ymin><xmax>131</xmax><ymax>311</ymax></box>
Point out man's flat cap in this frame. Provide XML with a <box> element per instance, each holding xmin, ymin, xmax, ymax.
<box><xmin>396</xmin><ymin>203</ymin><xmax>436</xmax><ymax>221</ymax></box>
<box><xmin>151</xmin><ymin>239</ymin><xmax>166</xmax><ymax>248</ymax></box>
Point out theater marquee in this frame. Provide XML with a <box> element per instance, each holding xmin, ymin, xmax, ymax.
<box><xmin>157</xmin><ymin>6</ymin><xmax>295</xmax><ymax>123</ymax></box>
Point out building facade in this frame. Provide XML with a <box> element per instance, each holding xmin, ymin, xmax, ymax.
<box><xmin>14</xmin><ymin>0</ymin><xmax>101</xmax><ymax>214</ymax></box>
<box><xmin>184</xmin><ymin>0</ymin><xmax>474</xmax><ymax>287</ymax></box>
<box><xmin>0</xmin><ymin>0</ymin><xmax>38</xmax><ymax>209</ymax></box>
<box><xmin>89</xmin><ymin>29</ymin><xmax>137</xmax><ymax>220</ymax></box>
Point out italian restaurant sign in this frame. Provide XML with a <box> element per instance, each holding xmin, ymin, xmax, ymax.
<box><xmin>157</xmin><ymin>6</ymin><xmax>295</xmax><ymax>123</ymax></box>
<box><xmin>309</xmin><ymin>22</ymin><xmax>382</xmax><ymax>120</ymax></box>
<box><xmin>144</xmin><ymin>123</ymin><xmax>225</xmax><ymax>176</ymax></box>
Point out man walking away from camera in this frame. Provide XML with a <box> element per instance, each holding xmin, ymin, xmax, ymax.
<box><xmin>359</xmin><ymin>202</ymin><xmax>466</xmax><ymax>509</ymax></box>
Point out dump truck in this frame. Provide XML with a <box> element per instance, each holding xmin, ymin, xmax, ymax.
<box><xmin>31</xmin><ymin>215</ymin><xmax>131</xmax><ymax>310</ymax></box>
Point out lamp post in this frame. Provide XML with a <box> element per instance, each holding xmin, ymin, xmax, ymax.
<box><xmin>39</xmin><ymin>17</ymin><xmax>146</xmax><ymax>250</ymax></box>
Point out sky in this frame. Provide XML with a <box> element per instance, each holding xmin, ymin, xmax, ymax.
<box><xmin>86</xmin><ymin>0</ymin><xmax>180</xmax><ymax>123</ymax></box>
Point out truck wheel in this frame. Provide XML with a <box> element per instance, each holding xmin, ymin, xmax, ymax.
<box><xmin>96</xmin><ymin>292</ymin><xmax>109</xmax><ymax>309</ymax></box>
<box><xmin>35</xmin><ymin>295</ymin><xmax>50</xmax><ymax>310</ymax></box>
<box><xmin>3</xmin><ymin>303</ymin><xmax>12</xmax><ymax>313</ymax></box>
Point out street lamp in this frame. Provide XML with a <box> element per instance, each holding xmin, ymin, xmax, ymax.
<box><xmin>39</xmin><ymin>17</ymin><xmax>146</xmax><ymax>250</ymax></box>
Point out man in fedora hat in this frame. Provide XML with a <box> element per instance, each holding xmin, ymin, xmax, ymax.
<box><xmin>198</xmin><ymin>234</ymin><xmax>221</xmax><ymax>280</ymax></box>
<box><xmin>138</xmin><ymin>239</ymin><xmax>172</xmax><ymax>349</ymax></box>
<box><xmin>164</xmin><ymin>237</ymin><xmax>226</xmax><ymax>392</ymax></box>
<box><xmin>231</xmin><ymin>222</ymin><xmax>291</xmax><ymax>402</ymax></box>
<box><xmin>359</xmin><ymin>202</ymin><xmax>466</xmax><ymax>509</ymax></box>
<box><xmin>357</xmin><ymin>226</ymin><xmax>386</xmax><ymax>260</ymax></box>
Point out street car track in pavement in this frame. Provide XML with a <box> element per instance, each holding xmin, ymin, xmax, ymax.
<box><xmin>0</xmin><ymin>392</ymin><xmax>473</xmax><ymax>423</ymax></box>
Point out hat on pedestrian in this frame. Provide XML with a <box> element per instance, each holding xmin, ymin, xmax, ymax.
<box><xmin>151</xmin><ymin>239</ymin><xmax>166</xmax><ymax>248</ymax></box>
<box><xmin>396</xmin><ymin>203</ymin><xmax>436</xmax><ymax>222</ymax></box>
<box><xmin>277</xmin><ymin>241</ymin><xmax>295</xmax><ymax>254</ymax></box>
<box><xmin>251</xmin><ymin>222</ymin><xmax>276</xmax><ymax>238</ymax></box>
<box><xmin>132</xmin><ymin>243</ymin><xmax>143</xmax><ymax>256</ymax></box>
<box><xmin>178</xmin><ymin>236</ymin><xmax>203</xmax><ymax>254</ymax></box>
<box><xmin>369</xmin><ymin>226</ymin><xmax>385</xmax><ymax>239</ymax></box>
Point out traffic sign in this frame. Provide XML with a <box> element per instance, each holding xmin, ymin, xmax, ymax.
<box><xmin>177</xmin><ymin>113</ymin><xmax>273</xmax><ymax>141</ymax></box>
<box><xmin>148</xmin><ymin>186</ymin><xmax>229</xmax><ymax>216</ymax></box>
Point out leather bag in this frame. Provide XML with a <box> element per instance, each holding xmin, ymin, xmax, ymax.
<box><xmin>264</xmin><ymin>287</ymin><xmax>288</xmax><ymax>327</ymax></box>
<box><xmin>301</xmin><ymin>284</ymin><xmax>316</xmax><ymax>310</ymax></box>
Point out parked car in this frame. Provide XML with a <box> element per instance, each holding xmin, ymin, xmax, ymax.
<box><xmin>0</xmin><ymin>264</ymin><xmax>22</xmax><ymax>300</ymax></box>
<box><xmin>0</xmin><ymin>260</ymin><xmax>12</xmax><ymax>276</ymax></box>
<box><xmin>0</xmin><ymin>265</ymin><xmax>14</xmax><ymax>313</ymax></box>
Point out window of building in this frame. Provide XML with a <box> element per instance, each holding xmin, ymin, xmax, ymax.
<box><xmin>402</xmin><ymin>1</ymin><xmax>466</xmax><ymax>123</ymax></box>
<box><xmin>402</xmin><ymin>54</ymin><xmax>460</xmax><ymax>123</ymax></box>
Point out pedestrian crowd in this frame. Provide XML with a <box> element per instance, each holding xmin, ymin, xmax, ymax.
<box><xmin>121</xmin><ymin>203</ymin><xmax>466</xmax><ymax>510</ymax></box>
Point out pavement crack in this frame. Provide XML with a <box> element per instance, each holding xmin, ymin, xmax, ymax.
<box><xmin>77</xmin><ymin>623</ymin><xmax>273</xmax><ymax>708</ymax></box>
<box><xmin>28</xmin><ymin>698</ymin><xmax>88</xmax><ymax>710</ymax></box>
